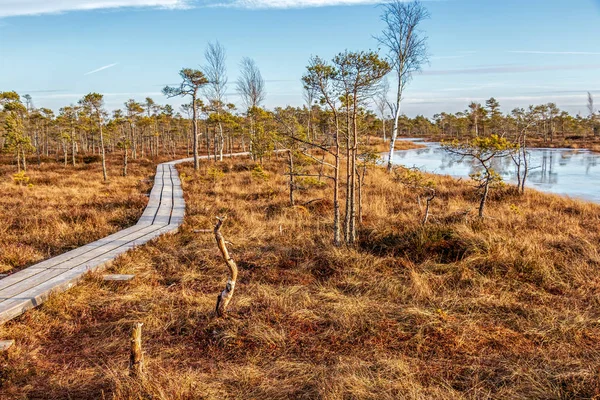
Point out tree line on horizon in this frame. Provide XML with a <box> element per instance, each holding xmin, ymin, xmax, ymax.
<box><xmin>1</xmin><ymin>87</ymin><xmax>597</xmax><ymax>168</ymax></box>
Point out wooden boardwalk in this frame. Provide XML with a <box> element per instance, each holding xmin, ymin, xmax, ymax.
<box><xmin>0</xmin><ymin>155</ymin><xmax>231</xmax><ymax>325</ymax></box>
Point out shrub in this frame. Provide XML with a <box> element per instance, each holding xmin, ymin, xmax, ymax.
<box><xmin>252</xmin><ymin>164</ymin><xmax>269</xmax><ymax>181</ymax></box>
<box><xmin>82</xmin><ymin>155</ymin><xmax>102</xmax><ymax>164</ymax></box>
<box><xmin>12</xmin><ymin>171</ymin><xmax>31</xmax><ymax>186</ymax></box>
<box><xmin>207</xmin><ymin>166</ymin><xmax>225</xmax><ymax>183</ymax></box>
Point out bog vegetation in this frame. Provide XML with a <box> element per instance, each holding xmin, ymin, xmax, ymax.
<box><xmin>1</xmin><ymin>0</ymin><xmax>600</xmax><ymax>398</ymax></box>
<box><xmin>1</xmin><ymin>155</ymin><xmax>600</xmax><ymax>399</ymax></box>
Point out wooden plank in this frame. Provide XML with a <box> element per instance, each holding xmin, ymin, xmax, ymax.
<box><xmin>0</xmin><ymin>269</ymin><xmax>68</xmax><ymax>298</ymax></box>
<box><xmin>65</xmin><ymin>225</ymin><xmax>169</xmax><ymax>275</ymax></box>
<box><xmin>152</xmin><ymin>191</ymin><xmax>174</xmax><ymax>225</ymax></box>
<box><xmin>150</xmin><ymin>165</ymin><xmax>175</xmax><ymax>226</ymax></box>
<box><xmin>103</xmin><ymin>274</ymin><xmax>135</xmax><ymax>281</ymax></box>
<box><xmin>45</xmin><ymin>224</ymin><xmax>167</xmax><ymax>270</ymax></box>
<box><xmin>30</xmin><ymin>225</ymin><xmax>147</xmax><ymax>270</ymax></box>
<box><xmin>36</xmin><ymin>225</ymin><xmax>160</xmax><ymax>271</ymax></box>
<box><xmin>0</xmin><ymin>340</ymin><xmax>14</xmax><ymax>351</ymax></box>
<box><xmin>0</xmin><ymin>268</ymin><xmax>54</xmax><ymax>292</ymax></box>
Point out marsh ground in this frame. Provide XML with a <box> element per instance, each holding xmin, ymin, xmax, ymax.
<box><xmin>0</xmin><ymin>148</ymin><xmax>599</xmax><ymax>399</ymax></box>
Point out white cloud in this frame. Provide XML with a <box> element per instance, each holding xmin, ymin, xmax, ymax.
<box><xmin>0</xmin><ymin>0</ymin><xmax>189</xmax><ymax>18</ymax></box>
<box><xmin>0</xmin><ymin>0</ymin><xmax>435</xmax><ymax>14</ymax></box>
<box><xmin>509</xmin><ymin>51</ymin><xmax>600</xmax><ymax>55</ymax></box>
<box><xmin>422</xmin><ymin>64</ymin><xmax>600</xmax><ymax>75</ymax></box>
<box><xmin>31</xmin><ymin>91</ymin><xmax>163</xmax><ymax>99</ymax></box>
<box><xmin>84</xmin><ymin>63</ymin><xmax>119</xmax><ymax>75</ymax></box>
<box><xmin>216</xmin><ymin>0</ymin><xmax>380</xmax><ymax>9</ymax></box>
<box><xmin>430</xmin><ymin>55</ymin><xmax>465</xmax><ymax>60</ymax></box>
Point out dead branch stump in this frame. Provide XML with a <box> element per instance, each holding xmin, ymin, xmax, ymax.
<box><xmin>214</xmin><ymin>216</ymin><xmax>238</xmax><ymax>317</ymax></box>
<box><xmin>129</xmin><ymin>323</ymin><xmax>144</xmax><ymax>379</ymax></box>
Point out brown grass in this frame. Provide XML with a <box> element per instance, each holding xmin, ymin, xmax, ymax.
<box><xmin>418</xmin><ymin>133</ymin><xmax>600</xmax><ymax>153</ymax></box>
<box><xmin>0</xmin><ymin>155</ymin><xmax>164</xmax><ymax>273</ymax></box>
<box><xmin>366</xmin><ymin>137</ymin><xmax>425</xmax><ymax>153</ymax></box>
<box><xmin>1</xmin><ymin>152</ymin><xmax>600</xmax><ymax>399</ymax></box>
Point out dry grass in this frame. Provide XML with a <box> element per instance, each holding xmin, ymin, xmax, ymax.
<box><xmin>526</xmin><ymin>137</ymin><xmax>600</xmax><ymax>153</ymax></box>
<box><xmin>1</xmin><ymin>150</ymin><xmax>600</xmax><ymax>399</ymax></box>
<box><xmin>419</xmin><ymin>133</ymin><xmax>600</xmax><ymax>153</ymax></box>
<box><xmin>0</xmin><ymin>155</ymin><xmax>159</xmax><ymax>273</ymax></box>
<box><xmin>367</xmin><ymin>137</ymin><xmax>425</xmax><ymax>153</ymax></box>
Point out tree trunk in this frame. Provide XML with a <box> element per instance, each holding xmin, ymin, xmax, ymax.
<box><xmin>344</xmin><ymin>103</ymin><xmax>352</xmax><ymax>244</ymax></box>
<box><xmin>288</xmin><ymin>149</ymin><xmax>295</xmax><ymax>207</ymax></box>
<box><xmin>123</xmin><ymin>148</ymin><xmax>128</xmax><ymax>177</ymax></box>
<box><xmin>333</xmin><ymin>150</ymin><xmax>341</xmax><ymax>247</ymax></box>
<box><xmin>213</xmin><ymin>128</ymin><xmax>218</xmax><ymax>162</ymax></box>
<box><xmin>218</xmin><ymin>121</ymin><xmax>224</xmax><ymax>161</ymax></box>
<box><xmin>35</xmin><ymin>129</ymin><xmax>41</xmax><ymax>166</ymax></box>
<box><xmin>192</xmin><ymin>94</ymin><xmax>199</xmax><ymax>170</ymax></box>
<box><xmin>349</xmin><ymin>98</ymin><xmax>359</xmax><ymax>244</ymax></box>
<box><xmin>99</xmin><ymin>117</ymin><xmax>107</xmax><ymax>182</ymax></box>
<box><xmin>521</xmin><ymin>133</ymin><xmax>529</xmax><ymax>194</ymax></box>
<box><xmin>71</xmin><ymin>129</ymin><xmax>76</xmax><ymax>166</ymax></box>
<box><xmin>386</xmin><ymin>78</ymin><xmax>404</xmax><ymax>172</ymax></box>
<box><xmin>357</xmin><ymin>168</ymin><xmax>363</xmax><ymax>225</ymax></box>
<box><xmin>479</xmin><ymin>179</ymin><xmax>490</xmax><ymax>218</ymax></box>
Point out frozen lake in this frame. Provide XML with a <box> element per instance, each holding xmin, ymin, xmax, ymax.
<box><xmin>390</xmin><ymin>139</ymin><xmax>600</xmax><ymax>203</ymax></box>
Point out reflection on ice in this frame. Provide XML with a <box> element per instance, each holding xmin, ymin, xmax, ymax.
<box><xmin>390</xmin><ymin>141</ymin><xmax>600</xmax><ymax>203</ymax></box>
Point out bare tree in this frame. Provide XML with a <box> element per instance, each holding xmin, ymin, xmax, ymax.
<box><xmin>163</xmin><ymin>68</ymin><xmax>209</xmax><ymax>170</ymax></box>
<box><xmin>510</xmin><ymin>107</ymin><xmax>535</xmax><ymax>194</ymax></box>
<box><xmin>377</xmin><ymin>0</ymin><xmax>430</xmax><ymax>171</ymax></box>
<box><xmin>204</xmin><ymin>42</ymin><xmax>228</xmax><ymax>161</ymax></box>
<box><xmin>588</xmin><ymin>92</ymin><xmax>598</xmax><ymax>136</ymax></box>
<box><xmin>237</xmin><ymin>58</ymin><xmax>266</xmax><ymax>159</ymax></box>
<box><xmin>375</xmin><ymin>77</ymin><xmax>391</xmax><ymax>141</ymax></box>
<box><xmin>303</xmin><ymin>85</ymin><xmax>316</xmax><ymax>141</ymax></box>
<box><xmin>587</xmin><ymin>92</ymin><xmax>595</xmax><ymax>117</ymax></box>
<box><xmin>236</xmin><ymin>57</ymin><xmax>266</xmax><ymax>110</ymax></box>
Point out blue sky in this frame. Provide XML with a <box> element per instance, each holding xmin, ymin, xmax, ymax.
<box><xmin>1</xmin><ymin>0</ymin><xmax>599</xmax><ymax>117</ymax></box>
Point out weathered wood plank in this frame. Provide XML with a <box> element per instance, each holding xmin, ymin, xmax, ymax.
<box><xmin>40</xmin><ymin>224</ymin><xmax>165</xmax><ymax>270</ymax></box>
<box><xmin>0</xmin><ymin>269</ymin><xmax>68</xmax><ymax>298</ymax></box>
<box><xmin>30</xmin><ymin>224</ymin><xmax>149</xmax><ymax>270</ymax></box>
<box><xmin>0</xmin><ymin>340</ymin><xmax>14</xmax><ymax>351</ymax></box>
<box><xmin>103</xmin><ymin>274</ymin><xmax>135</xmax><ymax>281</ymax></box>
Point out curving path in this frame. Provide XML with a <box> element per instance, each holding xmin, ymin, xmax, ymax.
<box><xmin>0</xmin><ymin>154</ymin><xmax>246</xmax><ymax>325</ymax></box>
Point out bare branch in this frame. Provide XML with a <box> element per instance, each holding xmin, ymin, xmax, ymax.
<box><xmin>214</xmin><ymin>217</ymin><xmax>238</xmax><ymax>317</ymax></box>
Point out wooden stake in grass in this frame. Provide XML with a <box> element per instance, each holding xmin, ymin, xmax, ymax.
<box><xmin>129</xmin><ymin>323</ymin><xmax>144</xmax><ymax>379</ymax></box>
<box><xmin>214</xmin><ymin>216</ymin><xmax>238</xmax><ymax>317</ymax></box>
